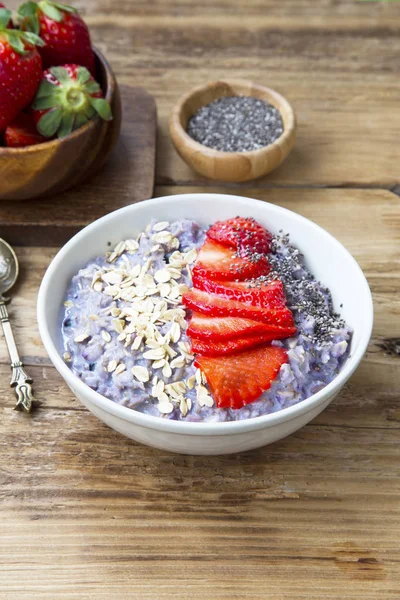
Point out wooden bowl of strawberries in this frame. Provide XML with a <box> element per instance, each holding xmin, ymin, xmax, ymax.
<box><xmin>0</xmin><ymin>1</ymin><xmax>121</xmax><ymax>201</ymax></box>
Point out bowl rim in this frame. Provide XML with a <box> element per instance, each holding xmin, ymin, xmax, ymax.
<box><xmin>169</xmin><ymin>78</ymin><xmax>296</xmax><ymax>160</ymax></box>
<box><xmin>37</xmin><ymin>193</ymin><xmax>374</xmax><ymax>436</ymax></box>
<box><xmin>0</xmin><ymin>46</ymin><xmax>115</xmax><ymax>156</ymax></box>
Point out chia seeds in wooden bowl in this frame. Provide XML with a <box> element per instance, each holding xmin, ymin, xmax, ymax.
<box><xmin>187</xmin><ymin>96</ymin><xmax>284</xmax><ymax>153</ymax></box>
<box><xmin>169</xmin><ymin>79</ymin><xmax>296</xmax><ymax>182</ymax></box>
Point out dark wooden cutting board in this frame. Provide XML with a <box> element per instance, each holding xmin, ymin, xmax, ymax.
<box><xmin>0</xmin><ymin>85</ymin><xmax>157</xmax><ymax>246</ymax></box>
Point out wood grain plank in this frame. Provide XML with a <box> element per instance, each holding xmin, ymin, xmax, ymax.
<box><xmin>1</xmin><ymin>355</ymin><xmax>399</xmax><ymax>600</ymax></box>
<box><xmin>54</xmin><ymin>0</ymin><xmax>400</xmax><ymax>22</ymax></box>
<box><xmin>105</xmin><ymin>20</ymin><xmax>400</xmax><ymax>188</ymax></box>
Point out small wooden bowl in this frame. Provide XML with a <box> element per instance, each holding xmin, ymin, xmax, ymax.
<box><xmin>170</xmin><ymin>79</ymin><xmax>296</xmax><ymax>183</ymax></box>
<box><xmin>0</xmin><ymin>47</ymin><xmax>121</xmax><ymax>201</ymax></box>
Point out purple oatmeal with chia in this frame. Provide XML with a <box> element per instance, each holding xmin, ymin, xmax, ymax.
<box><xmin>61</xmin><ymin>219</ymin><xmax>352</xmax><ymax>422</ymax></box>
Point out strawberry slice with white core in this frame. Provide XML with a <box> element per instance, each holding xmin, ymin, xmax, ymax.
<box><xmin>191</xmin><ymin>334</ymin><xmax>288</xmax><ymax>356</ymax></box>
<box><xmin>195</xmin><ymin>345</ymin><xmax>288</xmax><ymax>409</ymax></box>
<box><xmin>183</xmin><ymin>288</ymin><xmax>296</xmax><ymax>328</ymax></box>
<box><xmin>187</xmin><ymin>312</ymin><xmax>296</xmax><ymax>341</ymax></box>
<box><xmin>192</xmin><ymin>238</ymin><xmax>270</xmax><ymax>282</ymax></box>
<box><xmin>192</xmin><ymin>271</ymin><xmax>286</xmax><ymax>308</ymax></box>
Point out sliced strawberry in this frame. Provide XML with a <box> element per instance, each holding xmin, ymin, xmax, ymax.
<box><xmin>183</xmin><ymin>288</ymin><xmax>296</xmax><ymax>327</ymax></box>
<box><xmin>187</xmin><ymin>313</ymin><xmax>296</xmax><ymax>341</ymax></box>
<box><xmin>195</xmin><ymin>345</ymin><xmax>288</xmax><ymax>409</ymax></box>
<box><xmin>207</xmin><ymin>217</ymin><xmax>272</xmax><ymax>255</ymax></box>
<box><xmin>191</xmin><ymin>333</ymin><xmax>288</xmax><ymax>356</ymax></box>
<box><xmin>5</xmin><ymin>113</ymin><xmax>46</xmax><ymax>148</ymax></box>
<box><xmin>192</xmin><ymin>271</ymin><xmax>285</xmax><ymax>308</ymax></box>
<box><xmin>188</xmin><ymin>313</ymin><xmax>273</xmax><ymax>340</ymax></box>
<box><xmin>193</xmin><ymin>238</ymin><xmax>269</xmax><ymax>282</ymax></box>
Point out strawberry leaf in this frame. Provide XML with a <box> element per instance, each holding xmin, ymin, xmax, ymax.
<box><xmin>76</xmin><ymin>66</ymin><xmax>91</xmax><ymax>85</ymax></box>
<box><xmin>21</xmin><ymin>30</ymin><xmax>45</xmax><ymax>47</ymax></box>
<box><xmin>37</xmin><ymin>107</ymin><xmax>62</xmax><ymax>137</ymax></box>
<box><xmin>35</xmin><ymin>79</ymin><xmax>56</xmax><ymax>98</ymax></box>
<box><xmin>57</xmin><ymin>112</ymin><xmax>75</xmax><ymax>138</ymax></box>
<box><xmin>18</xmin><ymin>2</ymin><xmax>38</xmax><ymax>17</ymax></box>
<box><xmin>90</xmin><ymin>98</ymin><xmax>113</xmax><ymax>121</ymax></box>
<box><xmin>84</xmin><ymin>81</ymin><xmax>100</xmax><ymax>94</ymax></box>
<box><xmin>7</xmin><ymin>31</ymin><xmax>26</xmax><ymax>55</ymax></box>
<box><xmin>49</xmin><ymin>66</ymin><xmax>71</xmax><ymax>85</ymax></box>
<box><xmin>75</xmin><ymin>113</ymin><xmax>88</xmax><ymax>129</ymax></box>
<box><xmin>32</xmin><ymin>94</ymin><xmax>60</xmax><ymax>110</ymax></box>
<box><xmin>39</xmin><ymin>1</ymin><xmax>63</xmax><ymax>22</ymax></box>
<box><xmin>85</xmin><ymin>105</ymin><xmax>96</xmax><ymax>119</ymax></box>
<box><xmin>0</xmin><ymin>8</ymin><xmax>12</xmax><ymax>29</ymax></box>
<box><xmin>17</xmin><ymin>2</ymin><xmax>40</xmax><ymax>34</ymax></box>
<box><xmin>52</xmin><ymin>2</ymin><xmax>77</xmax><ymax>14</ymax></box>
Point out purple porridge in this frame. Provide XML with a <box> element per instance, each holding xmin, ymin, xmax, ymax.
<box><xmin>61</xmin><ymin>219</ymin><xmax>352</xmax><ymax>422</ymax></box>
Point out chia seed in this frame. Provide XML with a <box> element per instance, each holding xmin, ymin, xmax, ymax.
<box><xmin>247</xmin><ymin>232</ymin><xmax>346</xmax><ymax>346</ymax></box>
<box><xmin>187</xmin><ymin>96</ymin><xmax>284</xmax><ymax>153</ymax></box>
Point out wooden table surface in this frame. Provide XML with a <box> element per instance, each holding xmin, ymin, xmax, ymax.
<box><xmin>1</xmin><ymin>1</ymin><xmax>400</xmax><ymax>598</ymax></box>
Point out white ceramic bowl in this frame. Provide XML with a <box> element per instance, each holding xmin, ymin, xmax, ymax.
<box><xmin>37</xmin><ymin>194</ymin><xmax>373</xmax><ymax>455</ymax></box>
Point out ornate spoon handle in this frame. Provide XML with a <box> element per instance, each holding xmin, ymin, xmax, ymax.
<box><xmin>0</xmin><ymin>298</ymin><xmax>35</xmax><ymax>412</ymax></box>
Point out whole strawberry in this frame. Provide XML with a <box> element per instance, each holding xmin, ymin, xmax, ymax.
<box><xmin>5</xmin><ymin>112</ymin><xmax>45</xmax><ymax>147</ymax></box>
<box><xmin>18</xmin><ymin>1</ymin><xmax>95</xmax><ymax>75</ymax></box>
<box><xmin>31</xmin><ymin>64</ymin><xmax>112</xmax><ymax>138</ymax></box>
<box><xmin>0</xmin><ymin>8</ymin><xmax>44</xmax><ymax>131</ymax></box>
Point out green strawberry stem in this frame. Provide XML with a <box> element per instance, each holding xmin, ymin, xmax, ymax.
<box><xmin>18</xmin><ymin>0</ymin><xmax>77</xmax><ymax>33</ymax></box>
<box><xmin>0</xmin><ymin>8</ymin><xmax>11</xmax><ymax>29</ymax></box>
<box><xmin>38</xmin><ymin>0</ymin><xmax>76</xmax><ymax>22</ymax></box>
<box><xmin>33</xmin><ymin>66</ymin><xmax>112</xmax><ymax>138</ymax></box>
<box><xmin>0</xmin><ymin>9</ymin><xmax>44</xmax><ymax>54</ymax></box>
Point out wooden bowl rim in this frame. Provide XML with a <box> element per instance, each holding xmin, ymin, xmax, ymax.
<box><xmin>0</xmin><ymin>46</ymin><xmax>116</xmax><ymax>156</ymax></box>
<box><xmin>169</xmin><ymin>78</ymin><xmax>296</xmax><ymax>160</ymax></box>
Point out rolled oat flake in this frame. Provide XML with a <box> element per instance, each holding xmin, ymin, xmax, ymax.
<box><xmin>187</xmin><ymin>96</ymin><xmax>284</xmax><ymax>152</ymax></box>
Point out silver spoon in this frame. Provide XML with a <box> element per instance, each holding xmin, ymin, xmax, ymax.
<box><xmin>0</xmin><ymin>239</ymin><xmax>36</xmax><ymax>412</ymax></box>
